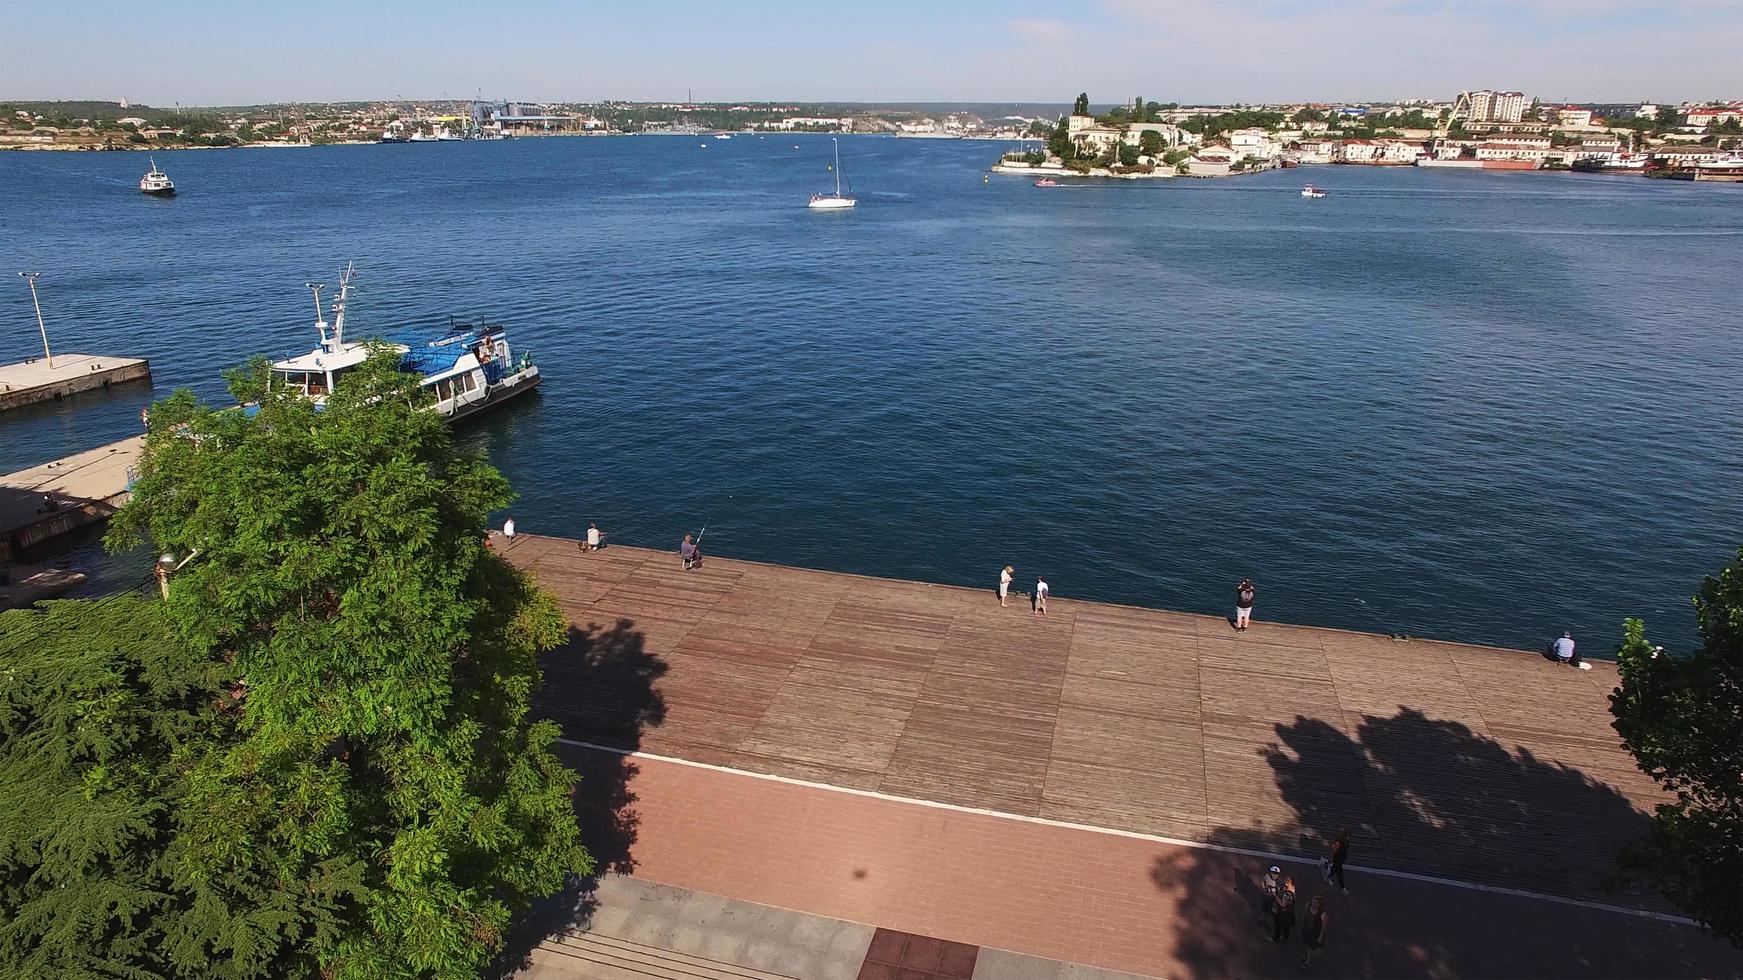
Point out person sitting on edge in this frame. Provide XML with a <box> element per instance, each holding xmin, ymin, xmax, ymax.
<box><xmin>1553</xmin><ymin>632</ymin><xmax>1578</xmax><ymax>667</ymax></box>
<box><xmin>585</xmin><ymin>522</ymin><xmax>602</xmax><ymax>551</ymax></box>
<box><xmin>680</xmin><ymin>533</ymin><xmax>700</xmax><ymax>570</ymax></box>
<box><xmin>502</xmin><ymin>516</ymin><xmax>516</xmax><ymax>539</ymax></box>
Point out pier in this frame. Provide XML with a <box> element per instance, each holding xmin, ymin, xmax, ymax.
<box><xmin>0</xmin><ymin>354</ymin><xmax>151</xmax><ymax>413</ymax></box>
<box><xmin>0</xmin><ymin>435</ymin><xmax>142</xmax><ymax>561</ymax></box>
<box><xmin>498</xmin><ymin>534</ymin><xmax>1662</xmax><ymax>907</ymax></box>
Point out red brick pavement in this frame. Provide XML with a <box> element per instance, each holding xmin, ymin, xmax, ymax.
<box><xmin>562</xmin><ymin>742</ymin><xmax>1742</xmax><ymax>979</ymax></box>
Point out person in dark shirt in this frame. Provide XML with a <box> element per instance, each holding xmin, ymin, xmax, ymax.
<box><xmin>1235</xmin><ymin>578</ymin><xmax>1256</xmax><ymax>631</ymax></box>
<box><xmin>1270</xmin><ymin>876</ymin><xmax>1297</xmax><ymax>943</ymax></box>
<box><xmin>1300</xmin><ymin>895</ymin><xmax>1330</xmax><ymax>970</ymax></box>
<box><xmin>679</xmin><ymin>533</ymin><xmax>701</xmax><ymax>570</ymax></box>
<box><xmin>1322</xmin><ymin>829</ymin><xmax>1350</xmax><ymax>894</ymax></box>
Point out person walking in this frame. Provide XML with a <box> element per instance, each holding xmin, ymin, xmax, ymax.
<box><xmin>1235</xmin><ymin>578</ymin><xmax>1256</xmax><ymax>631</ymax></box>
<box><xmin>679</xmin><ymin>533</ymin><xmax>701</xmax><ymax>570</ymax></box>
<box><xmin>999</xmin><ymin>565</ymin><xmax>1014</xmax><ymax>607</ymax></box>
<box><xmin>1321</xmin><ymin>829</ymin><xmax>1350</xmax><ymax>895</ymax></box>
<box><xmin>586</xmin><ymin>522</ymin><xmax>603</xmax><ymax>552</ymax></box>
<box><xmin>1299</xmin><ymin>895</ymin><xmax>1329</xmax><ymax>971</ymax></box>
<box><xmin>1034</xmin><ymin>576</ymin><xmax>1050</xmax><ymax>617</ymax></box>
<box><xmin>1270</xmin><ymin>876</ymin><xmax>1297</xmax><ymax>944</ymax></box>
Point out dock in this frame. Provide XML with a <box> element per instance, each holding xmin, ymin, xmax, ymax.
<box><xmin>0</xmin><ymin>435</ymin><xmax>143</xmax><ymax>561</ymax></box>
<box><xmin>0</xmin><ymin>561</ymin><xmax>87</xmax><ymax>611</ymax></box>
<box><xmin>0</xmin><ymin>354</ymin><xmax>151</xmax><ymax>412</ymax></box>
<box><xmin>498</xmin><ymin>534</ymin><xmax>1666</xmax><ymax>910</ymax></box>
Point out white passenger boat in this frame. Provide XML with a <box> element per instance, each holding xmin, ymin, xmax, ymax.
<box><xmin>268</xmin><ymin>264</ymin><xmax>540</xmax><ymax>421</ymax></box>
<box><xmin>139</xmin><ymin>158</ymin><xmax>175</xmax><ymax>196</ymax></box>
<box><xmin>1301</xmin><ymin>184</ymin><xmax>1327</xmax><ymax>198</ymax></box>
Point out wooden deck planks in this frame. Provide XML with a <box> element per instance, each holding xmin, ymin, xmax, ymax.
<box><xmin>499</xmin><ymin>535</ymin><xmax>1671</xmax><ymax>906</ymax></box>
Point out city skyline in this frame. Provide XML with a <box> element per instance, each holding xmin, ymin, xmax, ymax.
<box><xmin>3</xmin><ymin>0</ymin><xmax>1741</xmax><ymax>107</ymax></box>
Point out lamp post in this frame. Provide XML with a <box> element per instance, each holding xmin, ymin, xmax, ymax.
<box><xmin>18</xmin><ymin>272</ymin><xmax>52</xmax><ymax>369</ymax></box>
<box><xmin>156</xmin><ymin>553</ymin><xmax>176</xmax><ymax>599</ymax></box>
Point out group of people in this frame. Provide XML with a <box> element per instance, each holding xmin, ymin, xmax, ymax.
<box><xmin>1254</xmin><ymin>830</ymin><xmax>1347</xmax><ymax>971</ymax></box>
<box><xmin>999</xmin><ymin>567</ymin><xmax>1261</xmax><ymax>631</ymax></box>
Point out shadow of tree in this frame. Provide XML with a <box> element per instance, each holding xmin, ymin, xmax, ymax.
<box><xmin>1152</xmin><ymin>710</ymin><xmax>1738</xmax><ymax>978</ymax></box>
<box><xmin>493</xmin><ymin>618</ymin><xmax>667</xmax><ymax>976</ymax></box>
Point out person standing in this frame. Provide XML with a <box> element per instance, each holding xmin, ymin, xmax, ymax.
<box><xmin>999</xmin><ymin>565</ymin><xmax>1014</xmax><ymax>607</ymax></box>
<box><xmin>1321</xmin><ymin>830</ymin><xmax>1350</xmax><ymax>895</ymax></box>
<box><xmin>503</xmin><ymin>516</ymin><xmax>517</xmax><ymax>540</ymax></box>
<box><xmin>1553</xmin><ymin>632</ymin><xmax>1578</xmax><ymax>667</ymax></box>
<box><xmin>1270</xmin><ymin>876</ymin><xmax>1297</xmax><ymax>943</ymax></box>
<box><xmin>680</xmin><ymin>533</ymin><xmax>700</xmax><ymax>570</ymax></box>
<box><xmin>1034</xmin><ymin>576</ymin><xmax>1050</xmax><ymax>616</ymax></box>
<box><xmin>1299</xmin><ymin>895</ymin><xmax>1329</xmax><ymax>970</ymax></box>
<box><xmin>1235</xmin><ymin>578</ymin><xmax>1256</xmax><ymax>631</ymax></box>
<box><xmin>1258</xmin><ymin>865</ymin><xmax>1281</xmax><ymax>926</ymax></box>
<box><xmin>586</xmin><ymin>522</ymin><xmax>603</xmax><ymax>552</ymax></box>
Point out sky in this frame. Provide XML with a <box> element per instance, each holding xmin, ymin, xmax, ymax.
<box><xmin>2</xmin><ymin>0</ymin><xmax>1740</xmax><ymax>107</ymax></box>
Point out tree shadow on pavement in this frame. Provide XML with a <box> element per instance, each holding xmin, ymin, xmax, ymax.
<box><xmin>1152</xmin><ymin>709</ymin><xmax>1738</xmax><ymax>978</ymax></box>
<box><xmin>494</xmin><ymin>618</ymin><xmax>667</xmax><ymax>977</ymax></box>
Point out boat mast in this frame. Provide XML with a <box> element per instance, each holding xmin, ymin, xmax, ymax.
<box><xmin>329</xmin><ymin>262</ymin><xmax>357</xmax><ymax>349</ymax></box>
<box><xmin>306</xmin><ymin>280</ymin><xmax>328</xmax><ymax>348</ymax></box>
<box><xmin>833</xmin><ymin>137</ymin><xmax>843</xmax><ymax>197</ymax></box>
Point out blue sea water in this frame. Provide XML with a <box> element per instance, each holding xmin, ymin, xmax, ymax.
<box><xmin>1</xmin><ymin>137</ymin><xmax>1739</xmax><ymax>653</ymax></box>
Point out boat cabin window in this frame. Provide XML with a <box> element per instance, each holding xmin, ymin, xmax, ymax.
<box><xmin>272</xmin><ymin>370</ymin><xmax>310</xmax><ymax>394</ymax></box>
<box><xmin>329</xmin><ymin>366</ymin><xmax>355</xmax><ymax>391</ymax></box>
<box><xmin>459</xmin><ymin>371</ymin><xmax>478</xmax><ymax>393</ymax></box>
<box><xmin>434</xmin><ymin>378</ymin><xmax>453</xmax><ymax>402</ymax></box>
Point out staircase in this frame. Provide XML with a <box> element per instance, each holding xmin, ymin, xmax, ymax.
<box><xmin>530</xmin><ymin>930</ymin><xmax>801</xmax><ymax>980</ymax></box>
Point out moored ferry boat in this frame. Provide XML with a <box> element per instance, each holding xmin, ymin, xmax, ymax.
<box><xmin>268</xmin><ymin>264</ymin><xmax>540</xmax><ymax>420</ymax></box>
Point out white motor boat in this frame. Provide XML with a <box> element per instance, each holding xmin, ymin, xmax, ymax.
<box><xmin>808</xmin><ymin>137</ymin><xmax>857</xmax><ymax>210</ymax></box>
<box><xmin>139</xmin><ymin>157</ymin><xmax>175</xmax><ymax>196</ymax></box>
<box><xmin>1301</xmin><ymin>184</ymin><xmax>1327</xmax><ymax>198</ymax></box>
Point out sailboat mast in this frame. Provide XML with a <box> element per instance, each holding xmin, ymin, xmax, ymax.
<box><xmin>833</xmin><ymin>138</ymin><xmax>842</xmax><ymax>196</ymax></box>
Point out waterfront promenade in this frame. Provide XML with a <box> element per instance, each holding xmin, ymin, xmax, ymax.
<box><xmin>499</xmin><ymin>535</ymin><xmax>1665</xmax><ymax>902</ymax></box>
<box><xmin>498</xmin><ymin>534</ymin><xmax>1739</xmax><ymax>977</ymax></box>
<box><xmin>0</xmin><ymin>354</ymin><xmax>150</xmax><ymax>412</ymax></box>
<box><xmin>0</xmin><ymin>435</ymin><xmax>141</xmax><ymax>561</ymax></box>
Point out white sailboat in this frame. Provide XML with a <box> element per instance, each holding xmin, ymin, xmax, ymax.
<box><xmin>808</xmin><ymin>137</ymin><xmax>857</xmax><ymax>210</ymax></box>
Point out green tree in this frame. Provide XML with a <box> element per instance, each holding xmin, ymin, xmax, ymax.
<box><xmin>1072</xmin><ymin>92</ymin><xmax>1090</xmax><ymax>116</ymax></box>
<box><xmin>1609</xmin><ymin>549</ymin><xmax>1743</xmax><ymax>946</ymax></box>
<box><xmin>1048</xmin><ymin>116</ymin><xmax>1074</xmax><ymax>160</ymax></box>
<box><xmin>0</xmin><ymin>597</ymin><xmax>232</xmax><ymax>977</ymax></box>
<box><xmin>1118</xmin><ymin>142</ymin><xmax>1140</xmax><ymax>166</ymax></box>
<box><xmin>96</xmin><ymin>352</ymin><xmax>586</xmax><ymax>976</ymax></box>
<box><xmin>1139</xmin><ymin>130</ymin><xmax>1164</xmax><ymax>156</ymax></box>
<box><xmin>1656</xmin><ymin>105</ymin><xmax>1680</xmax><ymax>129</ymax></box>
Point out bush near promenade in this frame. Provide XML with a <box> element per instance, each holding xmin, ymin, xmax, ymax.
<box><xmin>0</xmin><ymin>352</ymin><xmax>589</xmax><ymax>978</ymax></box>
<box><xmin>1611</xmin><ymin>548</ymin><xmax>1743</xmax><ymax>947</ymax></box>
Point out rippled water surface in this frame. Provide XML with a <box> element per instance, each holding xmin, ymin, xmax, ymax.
<box><xmin>2</xmin><ymin>137</ymin><xmax>1739</xmax><ymax>652</ymax></box>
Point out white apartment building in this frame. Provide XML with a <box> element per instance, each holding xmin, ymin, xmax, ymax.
<box><xmin>1456</xmin><ymin>89</ymin><xmax>1527</xmax><ymax>124</ymax></box>
<box><xmin>769</xmin><ymin>116</ymin><xmax>854</xmax><ymax>132</ymax></box>
<box><xmin>1122</xmin><ymin>122</ymin><xmax>1190</xmax><ymax>148</ymax></box>
<box><xmin>1555</xmin><ymin>106</ymin><xmax>1594</xmax><ymax>128</ymax></box>
<box><xmin>1474</xmin><ymin>135</ymin><xmax>1552</xmax><ymax>162</ymax></box>
<box><xmin>1227</xmin><ymin>127</ymin><xmax>1283</xmax><ymax>160</ymax></box>
<box><xmin>1684</xmin><ymin>106</ymin><xmax>1742</xmax><ymax>129</ymax></box>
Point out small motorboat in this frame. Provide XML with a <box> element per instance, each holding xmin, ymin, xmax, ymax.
<box><xmin>1034</xmin><ymin>178</ymin><xmax>1059</xmax><ymax>187</ymax></box>
<box><xmin>1301</xmin><ymin>184</ymin><xmax>1327</xmax><ymax>198</ymax></box>
<box><xmin>139</xmin><ymin>157</ymin><xmax>175</xmax><ymax>196</ymax></box>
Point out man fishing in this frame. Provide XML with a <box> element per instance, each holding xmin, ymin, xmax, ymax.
<box><xmin>679</xmin><ymin>532</ymin><xmax>702</xmax><ymax>570</ymax></box>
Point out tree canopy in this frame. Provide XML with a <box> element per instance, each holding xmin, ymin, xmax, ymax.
<box><xmin>1</xmin><ymin>352</ymin><xmax>589</xmax><ymax>978</ymax></box>
<box><xmin>1610</xmin><ymin>548</ymin><xmax>1743</xmax><ymax>946</ymax></box>
<box><xmin>1072</xmin><ymin>92</ymin><xmax>1090</xmax><ymax>116</ymax></box>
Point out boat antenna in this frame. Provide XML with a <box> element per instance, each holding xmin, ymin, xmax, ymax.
<box><xmin>306</xmin><ymin>281</ymin><xmax>328</xmax><ymax>347</ymax></box>
<box><xmin>330</xmin><ymin>262</ymin><xmax>356</xmax><ymax>347</ymax></box>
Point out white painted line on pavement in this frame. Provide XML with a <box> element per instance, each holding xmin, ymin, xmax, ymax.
<box><xmin>555</xmin><ymin>738</ymin><xmax>1698</xmax><ymax>928</ymax></box>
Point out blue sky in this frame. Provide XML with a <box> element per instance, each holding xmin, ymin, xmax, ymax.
<box><xmin>3</xmin><ymin>0</ymin><xmax>1739</xmax><ymax>105</ymax></box>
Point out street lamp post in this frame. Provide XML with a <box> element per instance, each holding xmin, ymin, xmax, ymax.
<box><xmin>18</xmin><ymin>272</ymin><xmax>52</xmax><ymax>369</ymax></box>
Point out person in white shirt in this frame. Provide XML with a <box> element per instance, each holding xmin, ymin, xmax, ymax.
<box><xmin>503</xmin><ymin>516</ymin><xmax>516</xmax><ymax>539</ymax></box>
<box><xmin>999</xmin><ymin>565</ymin><xmax>1013</xmax><ymax>607</ymax></box>
<box><xmin>1034</xmin><ymin>576</ymin><xmax>1050</xmax><ymax>616</ymax></box>
<box><xmin>586</xmin><ymin>523</ymin><xmax>602</xmax><ymax>551</ymax></box>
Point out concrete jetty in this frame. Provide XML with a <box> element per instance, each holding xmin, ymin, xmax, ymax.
<box><xmin>0</xmin><ymin>561</ymin><xmax>87</xmax><ymax>611</ymax></box>
<box><xmin>0</xmin><ymin>354</ymin><xmax>151</xmax><ymax>412</ymax></box>
<box><xmin>497</xmin><ymin>533</ymin><xmax>1665</xmax><ymax>911</ymax></box>
<box><xmin>0</xmin><ymin>435</ymin><xmax>142</xmax><ymax>561</ymax></box>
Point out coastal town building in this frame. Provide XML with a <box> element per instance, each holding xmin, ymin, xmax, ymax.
<box><xmin>1121</xmin><ymin>121</ymin><xmax>1190</xmax><ymax>148</ymax></box>
<box><xmin>1636</xmin><ymin>103</ymin><xmax>1660</xmax><ymax>119</ymax></box>
<box><xmin>1453</xmin><ymin>89</ymin><xmax>1527</xmax><ymax>124</ymax></box>
<box><xmin>1185</xmin><ymin>146</ymin><xmax>1236</xmax><ymax>176</ymax></box>
<box><xmin>1227</xmin><ymin>127</ymin><xmax>1282</xmax><ymax>160</ymax></box>
<box><xmin>1555</xmin><ymin>106</ymin><xmax>1593</xmax><ymax>128</ymax></box>
<box><xmin>767</xmin><ymin>116</ymin><xmax>854</xmax><ymax>132</ymax></box>
<box><xmin>1475</xmin><ymin>135</ymin><xmax>1552</xmax><ymax>163</ymax></box>
<box><xmin>1336</xmin><ymin>138</ymin><xmax>1421</xmax><ymax>164</ymax></box>
<box><xmin>1684</xmin><ymin>106</ymin><xmax>1741</xmax><ymax>129</ymax></box>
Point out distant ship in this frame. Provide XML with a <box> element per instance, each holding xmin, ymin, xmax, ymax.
<box><xmin>808</xmin><ymin>137</ymin><xmax>857</xmax><ymax>210</ymax></box>
<box><xmin>379</xmin><ymin>121</ymin><xmax>410</xmax><ymax>144</ymax></box>
<box><xmin>1301</xmin><ymin>184</ymin><xmax>1327</xmax><ymax>198</ymax></box>
<box><xmin>139</xmin><ymin>157</ymin><xmax>175</xmax><ymax>197</ymax></box>
<box><xmin>268</xmin><ymin>264</ymin><xmax>541</xmax><ymax>422</ymax></box>
<box><xmin>408</xmin><ymin>129</ymin><xmax>438</xmax><ymax>143</ymax></box>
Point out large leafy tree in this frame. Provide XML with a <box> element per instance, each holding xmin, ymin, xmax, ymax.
<box><xmin>4</xmin><ymin>351</ymin><xmax>587</xmax><ymax>978</ymax></box>
<box><xmin>1072</xmin><ymin>92</ymin><xmax>1090</xmax><ymax>116</ymax></box>
<box><xmin>1610</xmin><ymin>548</ymin><xmax>1743</xmax><ymax>946</ymax></box>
